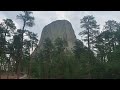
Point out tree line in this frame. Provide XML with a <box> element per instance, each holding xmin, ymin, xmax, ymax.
<box><xmin>0</xmin><ymin>11</ymin><xmax>38</xmax><ymax>79</ymax></box>
<box><xmin>31</xmin><ymin>15</ymin><xmax>120</xmax><ymax>79</ymax></box>
<box><xmin>1</xmin><ymin>12</ymin><xmax>120</xmax><ymax>79</ymax></box>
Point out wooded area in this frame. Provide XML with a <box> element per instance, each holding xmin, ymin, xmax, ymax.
<box><xmin>0</xmin><ymin>11</ymin><xmax>120</xmax><ymax>79</ymax></box>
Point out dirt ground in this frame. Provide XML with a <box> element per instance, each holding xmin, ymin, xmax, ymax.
<box><xmin>0</xmin><ymin>73</ymin><xmax>27</xmax><ymax>79</ymax></box>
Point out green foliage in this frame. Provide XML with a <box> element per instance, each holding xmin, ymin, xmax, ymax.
<box><xmin>0</xmin><ymin>19</ymin><xmax>16</xmax><ymax>73</ymax></box>
<box><xmin>0</xmin><ymin>11</ymin><xmax>38</xmax><ymax>79</ymax></box>
<box><xmin>94</xmin><ymin>20</ymin><xmax>120</xmax><ymax>79</ymax></box>
<box><xmin>1</xmin><ymin>14</ymin><xmax>120</xmax><ymax>79</ymax></box>
<box><xmin>17</xmin><ymin>11</ymin><xmax>35</xmax><ymax>28</ymax></box>
<box><xmin>30</xmin><ymin>16</ymin><xmax>120</xmax><ymax>79</ymax></box>
<box><xmin>73</xmin><ymin>39</ymin><xmax>87</xmax><ymax>59</ymax></box>
<box><xmin>31</xmin><ymin>38</ymin><xmax>97</xmax><ymax>79</ymax></box>
<box><xmin>80</xmin><ymin>15</ymin><xmax>99</xmax><ymax>49</ymax></box>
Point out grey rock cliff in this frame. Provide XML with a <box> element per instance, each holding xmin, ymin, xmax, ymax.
<box><xmin>32</xmin><ymin>20</ymin><xmax>76</xmax><ymax>56</ymax></box>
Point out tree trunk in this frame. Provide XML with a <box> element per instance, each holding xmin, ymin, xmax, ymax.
<box><xmin>28</xmin><ymin>56</ymin><xmax>31</xmax><ymax>79</ymax></box>
<box><xmin>17</xmin><ymin>20</ymin><xmax>26</xmax><ymax>79</ymax></box>
<box><xmin>0</xmin><ymin>65</ymin><xmax>1</xmax><ymax>79</ymax></box>
<box><xmin>7</xmin><ymin>59</ymin><xmax>10</xmax><ymax>79</ymax></box>
<box><xmin>17</xmin><ymin>58</ymin><xmax>20</xmax><ymax>79</ymax></box>
<box><xmin>15</xmin><ymin>60</ymin><xmax>18</xmax><ymax>74</ymax></box>
<box><xmin>28</xmin><ymin>48</ymin><xmax>32</xmax><ymax>79</ymax></box>
<box><xmin>87</xmin><ymin>28</ymin><xmax>91</xmax><ymax>79</ymax></box>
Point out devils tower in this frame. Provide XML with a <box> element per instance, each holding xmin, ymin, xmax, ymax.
<box><xmin>32</xmin><ymin>20</ymin><xmax>76</xmax><ymax>56</ymax></box>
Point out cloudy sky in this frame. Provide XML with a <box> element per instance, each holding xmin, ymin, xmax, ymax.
<box><xmin>1</xmin><ymin>11</ymin><xmax>120</xmax><ymax>41</ymax></box>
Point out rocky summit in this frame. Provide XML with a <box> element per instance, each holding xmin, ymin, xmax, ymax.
<box><xmin>32</xmin><ymin>20</ymin><xmax>77</xmax><ymax>56</ymax></box>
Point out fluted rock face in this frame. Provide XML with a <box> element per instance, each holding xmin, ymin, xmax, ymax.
<box><xmin>32</xmin><ymin>20</ymin><xmax>76</xmax><ymax>56</ymax></box>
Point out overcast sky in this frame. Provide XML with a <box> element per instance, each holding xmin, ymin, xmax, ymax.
<box><xmin>1</xmin><ymin>11</ymin><xmax>120</xmax><ymax>41</ymax></box>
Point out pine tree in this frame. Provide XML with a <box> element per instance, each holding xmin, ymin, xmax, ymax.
<box><xmin>16</xmin><ymin>11</ymin><xmax>35</xmax><ymax>79</ymax></box>
<box><xmin>80</xmin><ymin>15</ymin><xmax>99</xmax><ymax>78</ymax></box>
